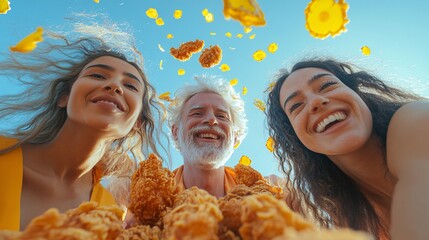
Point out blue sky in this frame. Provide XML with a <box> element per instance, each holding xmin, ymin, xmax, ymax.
<box><xmin>0</xmin><ymin>1</ymin><xmax>428</xmax><ymax>176</ymax></box>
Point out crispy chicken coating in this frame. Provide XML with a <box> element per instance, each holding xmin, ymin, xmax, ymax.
<box><xmin>117</xmin><ymin>225</ymin><xmax>162</xmax><ymax>240</ymax></box>
<box><xmin>170</xmin><ymin>39</ymin><xmax>204</xmax><ymax>61</ymax></box>
<box><xmin>239</xmin><ymin>193</ymin><xmax>315</xmax><ymax>240</ymax></box>
<box><xmin>234</xmin><ymin>164</ymin><xmax>284</xmax><ymax>199</ymax></box>
<box><xmin>3</xmin><ymin>202</ymin><xmax>123</xmax><ymax>240</ymax></box>
<box><xmin>199</xmin><ymin>45</ymin><xmax>222</xmax><ymax>68</ymax></box>
<box><xmin>128</xmin><ymin>154</ymin><xmax>179</xmax><ymax>227</ymax></box>
<box><xmin>162</xmin><ymin>187</ymin><xmax>223</xmax><ymax>240</ymax></box>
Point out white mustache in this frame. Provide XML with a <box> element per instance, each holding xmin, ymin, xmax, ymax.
<box><xmin>188</xmin><ymin>125</ymin><xmax>226</xmax><ymax>139</ymax></box>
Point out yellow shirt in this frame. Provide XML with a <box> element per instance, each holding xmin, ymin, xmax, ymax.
<box><xmin>173</xmin><ymin>165</ymin><xmax>238</xmax><ymax>193</ymax></box>
<box><xmin>0</xmin><ymin>137</ymin><xmax>117</xmax><ymax>231</ymax></box>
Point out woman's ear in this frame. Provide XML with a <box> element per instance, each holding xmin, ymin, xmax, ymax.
<box><xmin>57</xmin><ymin>95</ymin><xmax>69</xmax><ymax>108</ymax></box>
<box><xmin>172</xmin><ymin>124</ymin><xmax>178</xmax><ymax>142</ymax></box>
<box><xmin>133</xmin><ymin>117</ymin><xmax>143</xmax><ymax>130</ymax></box>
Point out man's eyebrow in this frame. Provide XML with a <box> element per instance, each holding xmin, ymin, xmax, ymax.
<box><xmin>282</xmin><ymin>73</ymin><xmax>332</xmax><ymax>110</ymax></box>
<box><xmin>83</xmin><ymin>64</ymin><xmax>142</xmax><ymax>85</ymax></box>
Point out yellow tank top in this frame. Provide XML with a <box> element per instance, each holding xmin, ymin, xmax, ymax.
<box><xmin>0</xmin><ymin>137</ymin><xmax>117</xmax><ymax>231</ymax></box>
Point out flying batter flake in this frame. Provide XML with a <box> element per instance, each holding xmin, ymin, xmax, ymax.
<box><xmin>0</xmin><ymin>0</ymin><xmax>11</xmax><ymax>14</ymax></box>
<box><xmin>268</xmin><ymin>43</ymin><xmax>278</xmax><ymax>53</ymax></box>
<box><xmin>10</xmin><ymin>27</ymin><xmax>44</xmax><ymax>53</ymax></box>
<box><xmin>156</xmin><ymin>18</ymin><xmax>164</xmax><ymax>26</ymax></box>
<box><xmin>361</xmin><ymin>46</ymin><xmax>371</xmax><ymax>56</ymax></box>
<box><xmin>220</xmin><ymin>63</ymin><xmax>230</xmax><ymax>72</ymax></box>
<box><xmin>177</xmin><ymin>68</ymin><xmax>185</xmax><ymax>76</ymax></box>
<box><xmin>146</xmin><ymin>8</ymin><xmax>158</xmax><ymax>19</ymax></box>
<box><xmin>266</xmin><ymin>137</ymin><xmax>275</xmax><ymax>152</ymax></box>
<box><xmin>253</xmin><ymin>50</ymin><xmax>266</xmax><ymax>62</ymax></box>
<box><xmin>223</xmin><ymin>0</ymin><xmax>266</xmax><ymax>27</ymax></box>
<box><xmin>158</xmin><ymin>44</ymin><xmax>165</xmax><ymax>52</ymax></box>
<box><xmin>159</xmin><ymin>92</ymin><xmax>172</xmax><ymax>102</ymax></box>
<box><xmin>230</xmin><ymin>79</ymin><xmax>238</xmax><ymax>86</ymax></box>
<box><xmin>254</xmin><ymin>98</ymin><xmax>266</xmax><ymax>111</ymax></box>
<box><xmin>242</xmin><ymin>86</ymin><xmax>248</xmax><ymax>95</ymax></box>
<box><xmin>174</xmin><ymin>10</ymin><xmax>182</xmax><ymax>19</ymax></box>
<box><xmin>305</xmin><ymin>0</ymin><xmax>349</xmax><ymax>39</ymax></box>
<box><xmin>239</xmin><ymin>155</ymin><xmax>252</xmax><ymax>166</ymax></box>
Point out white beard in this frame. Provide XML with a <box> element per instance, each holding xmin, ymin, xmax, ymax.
<box><xmin>177</xmin><ymin>124</ymin><xmax>234</xmax><ymax>170</ymax></box>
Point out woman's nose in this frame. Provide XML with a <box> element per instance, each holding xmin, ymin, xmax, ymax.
<box><xmin>308</xmin><ymin>94</ymin><xmax>329</xmax><ymax>113</ymax></box>
<box><xmin>104</xmin><ymin>81</ymin><xmax>124</xmax><ymax>95</ymax></box>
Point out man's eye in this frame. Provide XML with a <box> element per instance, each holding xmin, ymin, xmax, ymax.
<box><xmin>320</xmin><ymin>81</ymin><xmax>337</xmax><ymax>91</ymax></box>
<box><xmin>289</xmin><ymin>102</ymin><xmax>302</xmax><ymax>113</ymax></box>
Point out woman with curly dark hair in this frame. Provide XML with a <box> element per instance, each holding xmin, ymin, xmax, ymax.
<box><xmin>266</xmin><ymin>58</ymin><xmax>429</xmax><ymax>240</ymax></box>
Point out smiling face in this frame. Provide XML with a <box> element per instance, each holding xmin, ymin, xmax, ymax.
<box><xmin>173</xmin><ymin>92</ymin><xmax>236</xmax><ymax>169</ymax></box>
<box><xmin>279</xmin><ymin>67</ymin><xmax>373</xmax><ymax>156</ymax></box>
<box><xmin>61</xmin><ymin>56</ymin><xmax>144</xmax><ymax>139</ymax></box>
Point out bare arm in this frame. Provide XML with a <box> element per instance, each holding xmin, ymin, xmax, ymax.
<box><xmin>387</xmin><ymin>101</ymin><xmax>429</xmax><ymax>240</ymax></box>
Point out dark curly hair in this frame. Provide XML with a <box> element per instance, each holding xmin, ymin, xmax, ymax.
<box><xmin>266</xmin><ymin>58</ymin><xmax>425</xmax><ymax>239</ymax></box>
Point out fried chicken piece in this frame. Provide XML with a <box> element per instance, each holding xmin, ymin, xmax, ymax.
<box><xmin>199</xmin><ymin>45</ymin><xmax>222</xmax><ymax>68</ymax></box>
<box><xmin>117</xmin><ymin>225</ymin><xmax>162</xmax><ymax>240</ymax></box>
<box><xmin>234</xmin><ymin>164</ymin><xmax>284</xmax><ymax>199</ymax></box>
<box><xmin>128</xmin><ymin>154</ymin><xmax>179</xmax><ymax>227</ymax></box>
<box><xmin>170</xmin><ymin>39</ymin><xmax>204</xmax><ymax>61</ymax></box>
<box><xmin>218</xmin><ymin>185</ymin><xmax>258</xmax><ymax>236</ymax></box>
<box><xmin>273</xmin><ymin>228</ymin><xmax>371</xmax><ymax>240</ymax></box>
<box><xmin>14</xmin><ymin>202</ymin><xmax>123</xmax><ymax>240</ymax></box>
<box><xmin>239</xmin><ymin>193</ymin><xmax>315</xmax><ymax>240</ymax></box>
<box><xmin>0</xmin><ymin>230</ymin><xmax>21</xmax><ymax>240</ymax></box>
<box><xmin>163</xmin><ymin>187</ymin><xmax>223</xmax><ymax>240</ymax></box>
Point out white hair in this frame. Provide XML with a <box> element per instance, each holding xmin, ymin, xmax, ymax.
<box><xmin>168</xmin><ymin>75</ymin><xmax>247</xmax><ymax>149</ymax></box>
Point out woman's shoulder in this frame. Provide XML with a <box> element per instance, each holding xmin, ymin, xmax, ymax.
<box><xmin>389</xmin><ymin>101</ymin><xmax>429</xmax><ymax>130</ymax></box>
<box><xmin>0</xmin><ymin>136</ymin><xmax>19</xmax><ymax>150</ymax></box>
<box><xmin>386</xmin><ymin>101</ymin><xmax>429</xmax><ymax>176</ymax></box>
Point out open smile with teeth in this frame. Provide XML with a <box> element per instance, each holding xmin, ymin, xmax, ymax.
<box><xmin>197</xmin><ymin>133</ymin><xmax>220</xmax><ymax>140</ymax></box>
<box><xmin>315</xmin><ymin>111</ymin><xmax>347</xmax><ymax>133</ymax></box>
<box><xmin>95</xmin><ymin>100</ymin><xmax>122</xmax><ymax>111</ymax></box>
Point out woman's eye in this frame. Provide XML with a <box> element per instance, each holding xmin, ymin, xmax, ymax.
<box><xmin>289</xmin><ymin>102</ymin><xmax>302</xmax><ymax>113</ymax></box>
<box><xmin>89</xmin><ymin>73</ymin><xmax>106</xmax><ymax>79</ymax></box>
<box><xmin>320</xmin><ymin>81</ymin><xmax>337</xmax><ymax>91</ymax></box>
<box><xmin>125</xmin><ymin>84</ymin><xmax>138</xmax><ymax>91</ymax></box>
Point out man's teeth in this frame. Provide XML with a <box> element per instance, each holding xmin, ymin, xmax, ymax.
<box><xmin>97</xmin><ymin>100</ymin><xmax>119</xmax><ymax>109</ymax></box>
<box><xmin>316</xmin><ymin>112</ymin><xmax>347</xmax><ymax>133</ymax></box>
<box><xmin>198</xmin><ymin>133</ymin><xmax>219</xmax><ymax>139</ymax></box>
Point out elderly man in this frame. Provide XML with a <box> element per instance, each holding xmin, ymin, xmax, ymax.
<box><xmin>168</xmin><ymin>76</ymin><xmax>247</xmax><ymax>198</ymax></box>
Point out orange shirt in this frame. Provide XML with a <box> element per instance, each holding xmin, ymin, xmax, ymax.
<box><xmin>0</xmin><ymin>137</ymin><xmax>117</xmax><ymax>231</ymax></box>
<box><xmin>173</xmin><ymin>165</ymin><xmax>238</xmax><ymax>193</ymax></box>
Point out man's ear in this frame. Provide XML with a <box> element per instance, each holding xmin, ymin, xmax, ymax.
<box><xmin>233</xmin><ymin>132</ymin><xmax>240</xmax><ymax>149</ymax></box>
<box><xmin>172</xmin><ymin>124</ymin><xmax>179</xmax><ymax>142</ymax></box>
<box><xmin>57</xmin><ymin>94</ymin><xmax>69</xmax><ymax>108</ymax></box>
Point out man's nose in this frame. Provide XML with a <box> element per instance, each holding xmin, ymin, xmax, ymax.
<box><xmin>203</xmin><ymin>112</ymin><xmax>218</xmax><ymax>125</ymax></box>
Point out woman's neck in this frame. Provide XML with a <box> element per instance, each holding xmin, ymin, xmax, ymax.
<box><xmin>328</xmin><ymin>134</ymin><xmax>396</xmax><ymax>200</ymax></box>
<box><xmin>22</xmin><ymin>120</ymin><xmax>110</xmax><ymax>183</ymax></box>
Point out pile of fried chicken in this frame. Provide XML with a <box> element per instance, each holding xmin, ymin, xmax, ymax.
<box><xmin>0</xmin><ymin>154</ymin><xmax>371</xmax><ymax>240</ymax></box>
